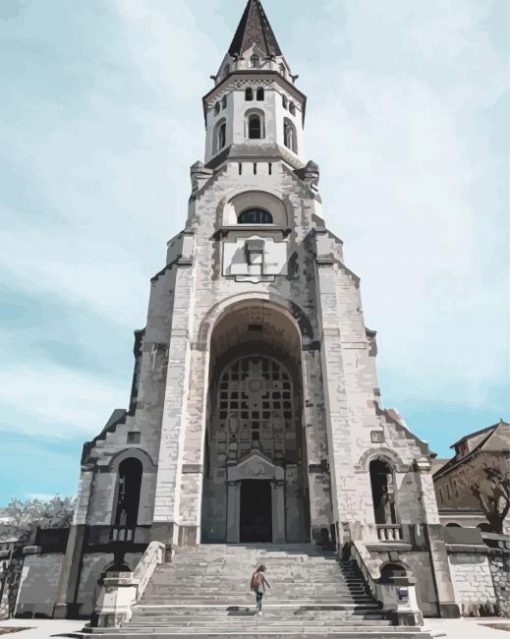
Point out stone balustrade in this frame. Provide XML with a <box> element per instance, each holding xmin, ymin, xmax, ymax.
<box><xmin>377</xmin><ymin>524</ymin><xmax>404</xmax><ymax>542</ymax></box>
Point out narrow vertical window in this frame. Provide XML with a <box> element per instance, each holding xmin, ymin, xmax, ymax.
<box><xmin>256</xmin><ymin>87</ymin><xmax>264</xmax><ymax>101</ymax></box>
<box><xmin>221</xmin><ymin>95</ymin><xmax>227</xmax><ymax>110</ymax></box>
<box><xmin>251</xmin><ymin>55</ymin><xmax>260</xmax><ymax>68</ymax></box>
<box><xmin>245</xmin><ymin>88</ymin><xmax>253</xmax><ymax>101</ymax></box>
<box><xmin>282</xmin><ymin>95</ymin><xmax>288</xmax><ymax>109</ymax></box>
<box><xmin>248</xmin><ymin>114</ymin><xmax>262</xmax><ymax>139</ymax></box>
<box><xmin>289</xmin><ymin>102</ymin><xmax>296</xmax><ymax>115</ymax></box>
<box><xmin>238</xmin><ymin>163</ymin><xmax>242</xmax><ymax>175</ymax></box>
<box><xmin>283</xmin><ymin>118</ymin><xmax>297</xmax><ymax>153</ymax></box>
<box><xmin>219</xmin><ymin>123</ymin><xmax>226</xmax><ymax>149</ymax></box>
<box><xmin>268</xmin><ymin>163</ymin><xmax>272</xmax><ymax>175</ymax></box>
<box><xmin>253</xmin><ymin>163</ymin><xmax>257</xmax><ymax>175</ymax></box>
<box><xmin>370</xmin><ymin>459</ymin><xmax>397</xmax><ymax>525</ymax></box>
<box><xmin>214</xmin><ymin>119</ymin><xmax>227</xmax><ymax>154</ymax></box>
<box><xmin>214</xmin><ymin>102</ymin><xmax>220</xmax><ymax>115</ymax></box>
<box><xmin>113</xmin><ymin>458</ymin><xmax>143</xmax><ymax>538</ymax></box>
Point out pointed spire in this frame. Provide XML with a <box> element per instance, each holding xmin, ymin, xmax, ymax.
<box><xmin>228</xmin><ymin>0</ymin><xmax>282</xmax><ymax>58</ymax></box>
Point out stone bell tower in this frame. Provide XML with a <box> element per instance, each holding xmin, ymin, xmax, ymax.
<box><xmin>54</xmin><ymin>0</ymin><xmax>460</xmax><ymax>619</ymax></box>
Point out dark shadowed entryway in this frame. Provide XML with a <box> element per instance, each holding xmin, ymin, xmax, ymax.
<box><xmin>240</xmin><ymin>480</ymin><xmax>272</xmax><ymax>542</ymax></box>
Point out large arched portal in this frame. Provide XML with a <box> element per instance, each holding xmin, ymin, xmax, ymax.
<box><xmin>201</xmin><ymin>300</ymin><xmax>310</xmax><ymax>543</ymax></box>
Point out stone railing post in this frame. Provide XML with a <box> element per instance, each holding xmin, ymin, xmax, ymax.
<box><xmin>93</xmin><ymin>572</ymin><xmax>138</xmax><ymax>628</ymax></box>
<box><xmin>385</xmin><ymin>576</ymin><xmax>423</xmax><ymax>626</ymax></box>
<box><xmin>91</xmin><ymin>541</ymin><xmax>165</xmax><ymax>629</ymax></box>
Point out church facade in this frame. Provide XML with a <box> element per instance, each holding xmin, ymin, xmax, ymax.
<box><xmin>46</xmin><ymin>0</ymin><xmax>464</xmax><ymax>621</ymax></box>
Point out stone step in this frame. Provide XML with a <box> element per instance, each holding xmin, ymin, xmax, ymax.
<box><xmin>130</xmin><ymin>614</ymin><xmax>387</xmax><ymax>622</ymax></box>
<box><xmin>138</xmin><ymin>603</ymin><xmax>382</xmax><ymax>610</ymax></box>
<box><xmin>145</xmin><ymin>591</ymin><xmax>369</xmax><ymax>598</ymax></box>
<box><xmin>92</xmin><ymin>545</ymin><xmax>429</xmax><ymax>639</ymax></box>
<box><xmin>134</xmin><ymin>605</ymin><xmax>384</xmax><ymax>613</ymax></box>
<box><xmin>123</xmin><ymin>626</ymin><xmax>399</xmax><ymax>633</ymax></box>
<box><xmin>128</xmin><ymin>621</ymin><xmax>390</xmax><ymax>628</ymax></box>
<box><xmin>77</xmin><ymin>629</ymin><xmax>428</xmax><ymax>638</ymax></box>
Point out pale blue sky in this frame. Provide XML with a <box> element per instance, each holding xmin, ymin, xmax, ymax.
<box><xmin>0</xmin><ymin>0</ymin><xmax>508</xmax><ymax>505</ymax></box>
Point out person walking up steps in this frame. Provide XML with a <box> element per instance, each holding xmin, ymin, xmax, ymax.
<box><xmin>250</xmin><ymin>564</ymin><xmax>271</xmax><ymax>615</ymax></box>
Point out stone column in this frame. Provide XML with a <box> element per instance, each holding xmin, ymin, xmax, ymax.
<box><xmin>313</xmin><ymin>250</ymin><xmax>349</xmax><ymax>528</ymax></box>
<box><xmin>226</xmin><ymin>481</ymin><xmax>240</xmax><ymax>543</ymax></box>
<box><xmin>415</xmin><ymin>460</ymin><xmax>459</xmax><ymax>618</ymax></box>
<box><xmin>152</xmin><ymin>235</ymin><xmax>196</xmax><ymax>545</ymax></box>
<box><xmin>301</xmin><ymin>349</ymin><xmax>333</xmax><ymax>539</ymax></box>
<box><xmin>175</xmin><ymin>345</ymin><xmax>210</xmax><ymax>545</ymax></box>
<box><xmin>271</xmin><ymin>480</ymin><xmax>286</xmax><ymax>543</ymax></box>
<box><xmin>54</xmin><ymin>468</ymin><xmax>93</xmax><ymax>618</ymax></box>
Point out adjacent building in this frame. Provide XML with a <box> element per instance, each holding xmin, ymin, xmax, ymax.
<box><xmin>434</xmin><ymin>421</ymin><xmax>510</xmax><ymax>533</ymax></box>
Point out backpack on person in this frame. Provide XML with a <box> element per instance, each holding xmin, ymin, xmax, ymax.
<box><xmin>250</xmin><ymin>571</ymin><xmax>262</xmax><ymax>591</ymax></box>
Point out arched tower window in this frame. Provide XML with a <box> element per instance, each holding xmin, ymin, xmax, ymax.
<box><xmin>238</xmin><ymin>208</ymin><xmax>273</xmax><ymax>224</ymax></box>
<box><xmin>289</xmin><ymin>102</ymin><xmax>296</xmax><ymax>115</ymax></box>
<box><xmin>256</xmin><ymin>87</ymin><xmax>265</xmax><ymax>101</ymax></box>
<box><xmin>113</xmin><ymin>458</ymin><xmax>143</xmax><ymax>532</ymax></box>
<box><xmin>283</xmin><ymin>118</ymin><xmax>297</xmax><ymax>153</ymax></box>
<box><xmin>248</xmin><ymin>114</ymin><xmax>262</xmax><ymax>139</ymax></box>
<box><xmin>221</xmin><ymin>95</ymin><xmax>227</xmax><ymax>110</ymax></box>
<box><xmin>219</xmin><ymin>122</ymin><xmax>226</xmax><ymax>148</ymax></box>
<box><xmin>245</xmin><ymin>88</ymin><xmax>253</xmax><ymax>101</ymax></box>
<box><xmin>370</xmin><ymin>459</ymin><xmax>397</xmax><ymax>525</ymax></box>
<box><xmin>214</xmin><ymin>101</ymin><xmax>220</xmax><ymax>115</ymax></box>
<box><xmin>214</xmin><ymin>119</ymin><xmax>227</xmax><ymax>154</ymax></box>
<box><xmin>251</xmin><ymin>54</ymin><xmax>260</xmax><ymax>68</ymax></box>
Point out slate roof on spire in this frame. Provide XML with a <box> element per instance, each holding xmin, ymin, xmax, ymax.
<box><xmin>228</xmin><ymin>0</ymin><xmax>282</xmax><ymax>58</ymax></box>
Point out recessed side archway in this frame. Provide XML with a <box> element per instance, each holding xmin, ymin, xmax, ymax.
<box><xmin>200</xmin><ymin>298</ymin><xmax>311</xmax><ymax>544</ymax></box>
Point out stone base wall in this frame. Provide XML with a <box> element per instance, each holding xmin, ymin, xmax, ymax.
<box><xmin>16</xmin><ymin>554</ymin><xmax>63</xmax><ymax>618</ymax></box>
<box><xmin>365</xmin><ymin>546</ymin><xmax>439</xmax><ymax>617</ymax></box>
<box><xmin>448</xmin><ymin>551</ymin><xmax>497</xmax><ymax>616</ymax></box>
<box><xmin>488</xmin><ymin>550</ymin><xmax>510</xmax><ymax>617</ymax></box>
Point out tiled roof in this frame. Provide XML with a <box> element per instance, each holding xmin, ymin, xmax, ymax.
<box><xmin>228</xmin><ymin>0</ymin><xmax>282</xmax><ymax>57</ymax></box>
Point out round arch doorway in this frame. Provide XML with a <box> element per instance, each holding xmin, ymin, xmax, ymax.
<box><xmin>201</xmin><ymin>301</ymin><xmax>310</xmax><ymax>544</ymax></box>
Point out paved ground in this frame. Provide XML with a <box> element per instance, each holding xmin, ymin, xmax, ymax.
<box><xmin>0</xmin><ymin>617</ymin><xmax>509</xmax><ymax>638</ymax></box>
<box><xmin>0</xmin><ymin>619</ymin><xmax>83</xmax><ymax>638</ymax></box>
<box><xmin>426</xmin><ymin>619</ymin><xmax>509</xmax><ymax>638</ymax></box>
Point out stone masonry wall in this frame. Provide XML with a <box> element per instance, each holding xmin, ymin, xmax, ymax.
<box><xmin>16</xmin><ymin>554</ymin><xmax>63</xmax><ymax>618</ymax></box>
<box><xmin>448</xmin><ymin>552</ymin><xmax>497</xmax><ymax>616</ymax></box>
<box><xmin>488</xmin><ymin>550</ymin><xmax>510</xmax><ymax>617</ymax></box>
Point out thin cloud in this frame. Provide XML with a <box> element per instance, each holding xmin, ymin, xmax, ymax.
<box><xmin>0</xmin><ymin>363</ymin><xmax>127</xmax><ymax>438</ymax></box>
<box><xmin>0</xmin><ymin>0</ymin><xmax>507</xmax><ymax>454</ymax></box>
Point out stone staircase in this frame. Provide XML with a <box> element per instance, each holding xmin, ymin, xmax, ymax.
<box><xmin>83</xmin><ymin>543</ymin><xmax>431</xmax><ymax>638</ymax></box>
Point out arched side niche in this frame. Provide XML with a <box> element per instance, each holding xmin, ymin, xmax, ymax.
<box><xmin>222</xmin><ymin>191</ymin><xmax>288</xmax><ymax>227</ymax></box>
<box><xmin>108</xmin><ymin>447</ymin><xmax>156</xmax><ymax>473</ymax></box>
<box><xmin>112</xmin><ymin>458</ymin><xmax>143</xmax><ymax>540</ymax></box>
<box><xmin>370</xmin><ymin>459</ymin><xmax>397</xmax><ymax>525</ymax></box>
<box><xmin>356</xmin><ymin>447</ymin><xmax>407</xmax><ymax>473</ymax></box>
